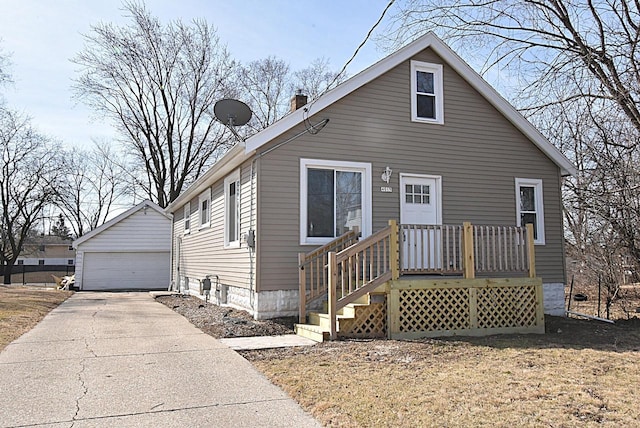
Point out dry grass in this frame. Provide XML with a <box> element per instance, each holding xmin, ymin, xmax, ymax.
<box><xmin>243</xmin><ymin>316</ymin><xmax>640</xmax><ymax>427</ymax></box>
<box><xmin>0</xmin><ymin>285</ymin><xmax>72</xmax><ymax>350</ymax></box>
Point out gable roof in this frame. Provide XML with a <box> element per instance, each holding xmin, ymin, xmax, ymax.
<box><xmin>167</xmin><ymin>32</ymin><xmax>575</xmax><ymax>212</ymax></box>
<box><xmin>73</xmin><ymin>200</ymin><xmax>170</xmax><ymax>248</ymax></box>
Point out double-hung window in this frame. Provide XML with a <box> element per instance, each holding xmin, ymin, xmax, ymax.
<box><xmin>198</xmin><ymin>190</ymin><xmax>210</xmax><ymax>229</ymax></box>
<box><xmin>300</xmin><ymin>159</ymin><xmax>371</xmax><ymax>245</ymax></box>
<box><xmin>225</xmin><ymin>170</ymin><xmax>240</xmax><ymax>247</ymax></box>
<box><xmin>184</xmin><ymin>203</ymin><xmax>191</xmax><ymax>235</ymax></box>
<box><xmin>515</xmin><ymin>178</ymin><xmax>545</xmax><ymax>245</ymax></box>
<box><xmin>411</xmin><ymin>60</ymin><xmax>444</xmax><ymax>124</ymax></box>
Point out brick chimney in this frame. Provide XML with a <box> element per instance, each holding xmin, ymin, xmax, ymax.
<box><xmin>290</xmin><ymin>89</ymin><xmax>308</xmax><ymax>112</ymax></box>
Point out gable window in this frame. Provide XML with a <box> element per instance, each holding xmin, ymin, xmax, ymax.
<box><xmin>184</xmin><ymin>203</ymin><xmax>191</xmax><ymax>235</ymax></box>
<box><xmin>38</xmin><ymin>260</ymin><xmax>45</xmax><ymax>265</ymax></box>
<box><xmin>198</xmin><ymin>190</ymin><xmax>211</xmax><ymax>229</ymax></box>
<box><xmin>225</xmin><ymin>170</ymin><xmax>240</xmax><ymax>247</ymax></box>
<box><xmin>411</xmin><ymin>60</ymin><xmax>444</xmax><ymax>124</ymax></box>
<box><xmin>515</xmin><ymin>178</ymin><xmax>545</xmax><ymax>245</ymax></box>
<box><xmin>17</xmin><ymin>260</ymin><xmax>23</xmax><ymax>265</ymax></box>
<box><xmin>300</xmin><ymin>159</ymin><xmax>371</xmax><ymax>245</ymax></box>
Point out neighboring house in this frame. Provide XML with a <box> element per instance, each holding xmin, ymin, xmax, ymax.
<box><xmin>17</xmin><ymin>235</ymin><xmax>75</xmax><ymax>268</ymax></box>
<box><xmin>73</xmin><ymin>200</ymin><xmax>172</xmax><ymax>291</ymax></box>
<box><xmin>165</xmin><ymin>32</ymin><xmax>575</xmax><ymax>337</ymax></box>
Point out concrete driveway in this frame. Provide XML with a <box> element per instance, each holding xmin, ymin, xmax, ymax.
<box><xmin>0</xmin><ymin>292</ymin><xmax>320</xmax><ymax>428</ymax></box>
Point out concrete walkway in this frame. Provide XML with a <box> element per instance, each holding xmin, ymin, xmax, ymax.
<box><xmin>0</xmin><ymin>292</ymin><xmax>320</xmax><ymax>428</ymax></box>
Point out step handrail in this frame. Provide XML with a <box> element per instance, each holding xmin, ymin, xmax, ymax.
<box><xmin>298</xmin><ymin>228</ymin><xmax>360</xmax><ymax>323</ymax></box>
<box><xmin>327</xmin><ymin>220</ymin><xmax>399</xmax><ymax>339</ymax></box>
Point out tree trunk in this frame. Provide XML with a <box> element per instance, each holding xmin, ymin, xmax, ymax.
<box><xmin>3</xmin><ymin>262</ymin><xmax>14</xmax><ymax>285</ymax></box>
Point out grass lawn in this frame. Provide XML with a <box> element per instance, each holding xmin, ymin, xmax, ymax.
<box><xmin>0</xmin><ymin>285</ymin><xmax>73</xmax><ymax>350</ymax></box>
<box><xmin>243</xmin><ymin>316</ymin><xmax>640</xmax><ymax>427</ymax></box>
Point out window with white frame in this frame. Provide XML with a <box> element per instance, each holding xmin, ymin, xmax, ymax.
<box><xmin>515</xmin><ymin>178</ymin><xmax>545</xmax><ymax>245</ymax></box>
<box><xmin>225</xmin><ymin>170</ymin><xmax>240</xmax><ymax>247</ymax></box>
<box><xmin>198</xmin><ymin>190</ymin><xmax>211</xmax><ymax>229</ymax></box>
<box><xmin>300</xmin><ymin>159</ymin><xmax>371</xmax><ymax>245</ymax></box>
<box><xmin>411</xmin><ymin>60</ymin><xmax>444</xmax><ymax>124</ymax></box>
<box><xmin>184</xmin><ymin>202</ymin><xmax>191</xmax><ymax>234</ymax></box>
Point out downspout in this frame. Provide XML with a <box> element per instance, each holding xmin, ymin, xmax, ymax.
<box><xmin>169</xmin><ymin>214</ymin><xmax>175</xmax><ymax>291</ymax></box>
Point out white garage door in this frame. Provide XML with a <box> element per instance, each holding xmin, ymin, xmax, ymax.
<box><xmin>82</xmin><ymin>252</ymin><xmax>170</xmax><ymax>291</ymax></box>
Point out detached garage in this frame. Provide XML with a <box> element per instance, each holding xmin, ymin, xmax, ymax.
<box><xmin>73</xmin><ymin>200</ymin><xmax>172</xmax><ymax>291</ymax></box>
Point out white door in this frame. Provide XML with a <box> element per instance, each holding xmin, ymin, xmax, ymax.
<box><xmin>82</xmin><ymin>252</ymin><xmax>170</xmax><ymax>290</ymax></box>
<box><xmin>400</xmin><ymin>174</ymin><xmax>442</xmax><ymax>270</ymax></box>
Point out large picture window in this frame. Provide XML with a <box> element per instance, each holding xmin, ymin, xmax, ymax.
<box><xmin>410</xmin><ymin>60</ymin><xmax>444</xmax><ymax>124</ymax></box>
<box><xmin>515</xmin><ymin>178</ymin><xmax>545</xmax><ymax>245</ymax></box>
<box><xmin>301</xmin><ymin>159</ymin><xmax>371</xmax><ymax>245</ymax></box>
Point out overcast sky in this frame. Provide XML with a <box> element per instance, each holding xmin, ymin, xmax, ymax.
<box><xmin>0</xmin><ymin>0</ymin><xmax>395</xmax><ymax>149</ymax></box>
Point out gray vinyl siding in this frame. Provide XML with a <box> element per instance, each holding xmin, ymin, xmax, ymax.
<box><xmin>172</xmin><ymin>160</ymin><xmax>255</xmax><ymax>290</ymax></box>
<box><xmin>256</xmin><ymin>47</ymin><xmax>565</xmax><ymax>292</ymax></box>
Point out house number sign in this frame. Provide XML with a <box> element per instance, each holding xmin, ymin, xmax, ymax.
<box><xmin>381</xmin><ymin>186</ymin><xmax>392</xmax><ymax>193</ymax></box>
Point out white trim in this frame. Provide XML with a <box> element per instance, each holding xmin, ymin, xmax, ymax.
<box><xmin>224</xmin><ymin>169</ymin><xmax>241</xmax><ymax>248</ymax></box>
<box><xmin>300</xmin><ymin>158</ymin><xmax>372</xmax><ymax>245</ymax></box>
<box><xmin>399</xmin><ymin>173</ymin><xmax>443</xmax><ymax>225</ymax></box>
<box><xmin>515</xmin><ymin>178</ymin><xmax>545</xmax><ymax>245</ymax></box>
<box><xmin>244</xmin><ymin>32</ymin><xmax>575</xmax><ymax>176</ymax></box>
<box><xmin>198</xmin><ymin>190</ymin><xmax>211</xmax><ymax>230</ymax></box>
<box><xmin>183</xmin><ymin>203</ymin><xmax>191</xmax><ymax>235</ymax></box>
<box><xmin>73</xmin><ymin>200</ymin><xmax>168</xmax><ymax>248</ymax></box>
<box><xmin>410</xmin><ymin>61</ymin><xmax>444</xmax><ymax>124</ymax></box>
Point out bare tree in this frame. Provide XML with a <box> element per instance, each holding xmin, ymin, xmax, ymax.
<box><xmin>0</xmin><ymin>108</ymin><xmax>63</xmax><ymax>284</ymax></box>
<box><xmin>239</xmin><ymin>56</ymin><xmax>346</xmax><ymax>132</ymax></box>
<box><xmin>239</xmin><ymin>56</ymin><xmax>291</xmax><ymax>131</ymax></box>
<box><xmin>55</xmin><ymin>143</ymin><xmax>130</xmax><ymax>237</ymax></box>
<box><xmin>387</xmin><ymin>1</ymin><xmax>640</xmax><ymax>138</ymax></box>
<box><xmin>387</xmin><ymin>1</ymin><xmax>640</xmax><ymax>301</ymax></box>
<box><xmin>73</xmin><ymin>2</ymin><xmax>236</xmax><ymax>207</ymax></box>
<box><xmin>291</xmin><ymin>57</ymin><xmax>346</xmax><ymax>101</ymax></box>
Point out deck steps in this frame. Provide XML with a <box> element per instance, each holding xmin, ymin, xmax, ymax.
<box><xmin>294</xmin><ymin>323</ymin><xmax>330</xmax><ymax>342</ymax></box>
<box><xmin>296</xmin><ymin>293</ymin><xmax>384</xmax><ymax>342</ymax></box>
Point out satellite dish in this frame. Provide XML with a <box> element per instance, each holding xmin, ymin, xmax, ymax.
<box><xmin>214</xmin><ymin>99</ymin><xmax>252</xmax><ymax>127</ymax></box>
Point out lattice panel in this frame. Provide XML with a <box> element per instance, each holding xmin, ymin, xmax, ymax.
<box><xmin>340</xmin><ymin>303</ymin><xmax>386</xmax><ymax>338</ymax></box>
<box><xmin>476</xmin><ymin>286</ymin><xmax>538</xmax><ymax>328</ymax></box>
<box><xmin>398</xmin><ymin>288</ymin><xmax>470</xmax><ymax>332</ymax></box>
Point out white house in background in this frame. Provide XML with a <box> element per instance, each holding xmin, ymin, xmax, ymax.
<box><xmin>73</xmin><ymin>200</ymin><xmax>172</xmax><ymax>291</ymax></box>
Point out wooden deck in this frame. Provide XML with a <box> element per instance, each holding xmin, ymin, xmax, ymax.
<box><xmin>297</xmin><ymin>221</ymin><xmax>543</xmax><ymax>341</ymax></box>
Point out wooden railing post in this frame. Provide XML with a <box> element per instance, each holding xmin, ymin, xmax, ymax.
<box><xmin>298</xmin><ymin>252</ymin><xmax>306</xmax><ymax>323</ymax></box>
<box><xmin>388</xmin><ymin>219</ymin><xmax>399</xmax><ymax>280</ymax></box>
<box><xmin>328</xmin><ymin>251</ymin><xmax>338</xmax><ymax>340</ymax></box>
<box><xmin>526</xmin><ymin>224</ymin><xmax>536</xmax><ymax>278</ymax></box>
<box><xmin>462</xmin><ymin>222</ymin><xmax>475</xmax><ymax>279</ymax></box>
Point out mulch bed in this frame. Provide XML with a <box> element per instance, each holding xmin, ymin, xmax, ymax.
<box><xmin>156</xmin><ymin>294</ymin><xmax>296</xmax><ymax>338</ymax></box>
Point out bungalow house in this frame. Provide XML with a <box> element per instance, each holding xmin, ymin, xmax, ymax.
<box><xmin>166</xmin><ymin>32</ymin><xmax>575</xmax><ymax>341</ymax></box>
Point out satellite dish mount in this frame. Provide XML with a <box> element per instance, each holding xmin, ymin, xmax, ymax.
<box><xmin>214</xmin><ymin>99</ymin><xmax>252</xmax><ymax>141</ymax></box>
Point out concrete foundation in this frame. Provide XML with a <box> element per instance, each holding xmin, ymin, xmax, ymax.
<box><xmin>543</xmin><ymin>282</ymin><xmax>566</xmax><ymax>316</ymax></box>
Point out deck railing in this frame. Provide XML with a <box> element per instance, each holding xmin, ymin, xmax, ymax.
<box><xmin>473</xmin><ymin>225</ymin><xmax>531</xmax><ymax>274</ymax></box>
<box><xmin>298</xmin><ymin>220</ymin><xmax>536</xmax><ymax>339</ymax></box>
<box><xmin>298</xmin><ymin>228</ymin><xmax>360</xmax><ymax>323</ymax></box>
<box><xmin>327</xmin><ymin>220</ymin><xmax>399</xmax><ymax>339</ymax></box>
<box><xmin>399</xmin><ymin>224</ymin><xmax>463</xmax><ymax>274</ymax></box>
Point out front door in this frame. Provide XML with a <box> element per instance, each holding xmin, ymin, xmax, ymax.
<box><xmin>400</xmin><ymin>174</ymin><xmax>442</xmax><ymax>271</ymax></box>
